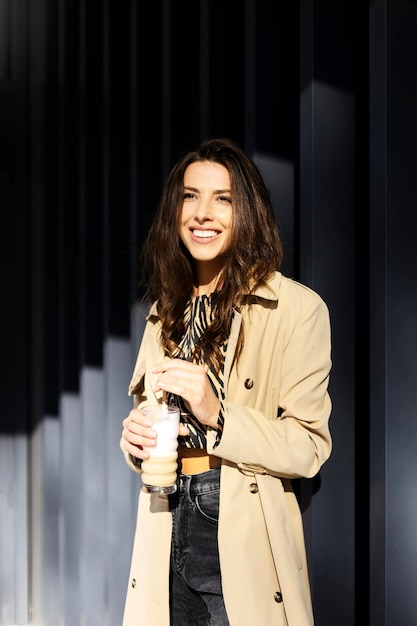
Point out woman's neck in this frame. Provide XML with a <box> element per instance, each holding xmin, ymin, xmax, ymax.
<box><xmin>193</xmin><ymin>266</ymin><xmax>222</xmax><ymax>296</ymax></box>
<box><xmin>193</xmin><ymin>277</ymin><xmax>222</xmax><ymax>297</ymax></box>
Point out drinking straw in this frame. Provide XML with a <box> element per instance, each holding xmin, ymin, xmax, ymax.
<box><xmin>162</xmin><ymin>390</ymin><xmax>168</xmax><ymax>413</ymax></box>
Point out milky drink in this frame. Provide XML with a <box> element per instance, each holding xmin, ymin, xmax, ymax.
<box><xmin>141</xmin><ymin>405</ymin><xmax>180</xmax><ymax>494</ymax></box>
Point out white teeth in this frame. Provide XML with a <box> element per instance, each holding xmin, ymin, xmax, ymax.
<box><xmin>193</xmin><ymin>229</ymin><xmax>217</xmax><ymax>238</ymax></box>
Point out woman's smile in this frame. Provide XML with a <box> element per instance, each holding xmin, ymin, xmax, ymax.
<box><xmin>190</xmin><ymin>228</ymin><xmax>221</xmax><ymax>241</ymax></box>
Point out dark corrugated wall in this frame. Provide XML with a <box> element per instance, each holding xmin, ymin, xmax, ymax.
<box><xmin>1</xmin><ymin>0</ymin><xmax>417</xmax><ymax>624</ymax></box>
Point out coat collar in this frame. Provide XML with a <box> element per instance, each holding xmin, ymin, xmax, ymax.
<box><xmin>243</xmin><ymin>271</ymin><xmax>282</xmax><ymax>303</ymax></box>
<box><xmin>146</xmin><ymin>271</ymin><xmax>282</xmax><ymax>320</ymax></box>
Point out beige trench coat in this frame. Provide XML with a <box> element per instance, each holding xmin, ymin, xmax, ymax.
<box><xmin>121</xmin><ymin>272</ymin><xmax>332</xmax><ymax>626</ymax></box>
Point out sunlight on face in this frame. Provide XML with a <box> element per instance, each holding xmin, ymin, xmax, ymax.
<box><xmin>179</xmin><ymin>161</ymin><xmax>233</xmax><ymax>291</ymax></box>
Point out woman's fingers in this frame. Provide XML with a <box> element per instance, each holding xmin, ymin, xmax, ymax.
<box><xmin>151</xmin><ymin>359</ymin><xmax>206</xmax><ymax>398</ymax></box>
<box><xmin>121</xmin><ymin>408</ymin><xmax>189</xmax><ymax>459</ymax></box>
<box><xmin>121</xmin><ymin>409</ymin><xmax>157</xmax><ymax>459</ymax></box>
<box><xmin>150</xmin><ymin>359</ymin><xmax>220</xmax><ymax>427</ymax></box>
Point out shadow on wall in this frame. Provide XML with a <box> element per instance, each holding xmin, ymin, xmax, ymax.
<box><xmin>1</xmin><ymin>305</ymin><xmax>147</xmax><ymax>626</ymax></box>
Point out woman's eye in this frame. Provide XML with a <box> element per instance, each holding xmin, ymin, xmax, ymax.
<box><xmin>183</xmin><ymin>192</ymin><xmax>196</xmax><ymax>200</ymax></box>
<box><xmin>218</xmin><ymin>195</ymin><xmax>232</xmax><ymax>204</ymax></box>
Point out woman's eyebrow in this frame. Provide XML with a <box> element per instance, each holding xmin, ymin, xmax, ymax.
<box><xmin>184</xmin><ymin>185</ymin><xmax>232</xmax><ymax>193</ymax></box>
<box><xmin>183</xmin><ymin>186</ymin><xmax>232</xmax><ymax>194</ymax></box>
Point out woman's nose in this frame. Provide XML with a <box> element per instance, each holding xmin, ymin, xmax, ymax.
<box><xmin>195</xmin><ymin>198</ymin><xmax>213</xmax><ymax>220</ymax></box>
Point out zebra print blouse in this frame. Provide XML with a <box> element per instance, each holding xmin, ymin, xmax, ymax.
<box><xmin>167</xmin><ymin>294</ymin><xmax>227</xmax><ymax>449</ymax></box>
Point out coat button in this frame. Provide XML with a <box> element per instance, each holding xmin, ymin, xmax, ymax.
<box><xmin>249</xmin><ymin>483</ymin><xmax>258</xmax><ymax>493</ymax></box>
<box><xmin>131</xmin><ymin>578</ymin><xmax>137</xmax><ymax>588</ymax></box>
<box><xmin>274</xmin><ymin>591</ymin><xmax>283</xmax><ymax>603</ymax></box>
<box><xmin>244</xmin><ymin>378</ymin><xmax>254</xmax><ymax>389</ymax></box>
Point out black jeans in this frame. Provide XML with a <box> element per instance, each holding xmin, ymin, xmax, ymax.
<box><xmin>169</xmin><ymin>468</ymin><xmax>229</xmax><ymax>626</ymax></box>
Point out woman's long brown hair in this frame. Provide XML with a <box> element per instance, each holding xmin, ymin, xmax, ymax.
<box><xmin>139</xmin><ymin>137</ymin><xmax>284</xmax><ymax>372</ymax></box>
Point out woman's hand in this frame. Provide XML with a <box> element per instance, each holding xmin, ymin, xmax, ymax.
<box><xmin>121</xmin><ymin>408</ymin><xmax>157</xmax><ymax>460</ymax></box>
<box><xmin>150</xmin><ymin>358</ymin><xmax>221</xmax><ymax>428</ymax></box>
<box><xmin>121</xmin><ymin>406</ymin><xmax>189</xmax><ymax>461</ymax></box>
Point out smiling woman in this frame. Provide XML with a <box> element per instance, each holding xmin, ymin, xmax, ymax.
<box><xmin>120</xmin><ymin>137</ymin><xmax>332</xmax><ymax>626</ymax></box>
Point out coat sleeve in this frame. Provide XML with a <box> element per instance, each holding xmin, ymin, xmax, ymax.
<box><xmin>210</xmin><ymin>286</ymin><xmax>332</xmax><ymax>479</ymax></box>
<box><xmin>119</xmin><ymin>315</ymin><xmax>165</xmax><ymax>473</ymax></box>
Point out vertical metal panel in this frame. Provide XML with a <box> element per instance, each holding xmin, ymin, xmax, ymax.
<box><xmin>0</xmin><ymin>436</ymin><xmax>28</xmax><ymax>624</ymax></box>
<box><xmin>79</xmin><ymin>369</ymin><xmax>107</xmax><ymax>626</ymax></box>
<box><xmin>11</xmin><ymin>436</ymin><xmax>29</xmax><ymax>623</ymax></box>
<box><xmin>384</xmin><ymin>1</ymin><xmax>417</xmax><ymax>624</ymax></box>
<box><xmin>0</xmin><ymin>0</ymin><xmax>11</xmax><ymax>80</ymax></box>
<box><xmin>40</xmin><ymin>0</ymin><xmax>61</xmax><ymax>417</ymax></box>
<box><xmin>199</xmin><ymin>0</ymin><xmax>210</xmax><ymax>140</ymax></box>
<box><xmin>103</xmin><ymin>0</ymin><xmax>133</xmax><ymax>338</ymax></box>
<box><xmin>255</xmin><ymin>153</ymin><xmax>295</xmax><ymax>278</ymax></box>
<box><xmin>369</xmin><ymin>2</ymin><xmax>387</xmax><ymax>624</ymax></box>
<box><xmin>206</xmin><ymin>5</ymin><xmax>245</xmax><ymax>140</ymax></box>
<box><xmin>27</xmin><ymin>1</ymin><xmax>63</xmax><ymax>624</ymax></box>
<box><xmin>310</xmin><ymin>83</ymin><xmax>356</xmax><ymax>626</ymax></box>
<box><xmin>58</xmin><ymin>0</ymin><xmax>81</xmax><ymax>393</ymax></box>
<box><xmin>33</xmin><ymin>418</ymin><xmax>61</xmax><ymax>626</ymax></box>
<box><xmin>243</xmin><ymin>0</ymin><xmax>256</xmax><ymax>153</ymax></box>
<box><xmin>104</xmin><ymin>338</ymin><xmax>140</xmax><ymax>626</ymax></box>
<box><xmin>133</xmin><ymin>0</ymin><xmax>163</xmax><ymax>261</ymax></box>
<box><xmin>299</xmin><ymin>3</ymin><xmax>357</xmax><ymax>624</ymax></box>
<box><xmin>255</xmin><ymin>0</ymin><xmax>299</xmax><ymax>159</ymax></box>
<box><xmin>59</xmin><ymin>394</ymin><xmax>82</xmax><ymax>625</ymax></box>
<box><xmin>0</xmin><ymin>0</ymin><xmax>28</xmax><ymax>623</ymax></box>
<box><xmin>80</xmin><ymin>0</ymin><xmax>105</xmax><ymax>367</ymax></box>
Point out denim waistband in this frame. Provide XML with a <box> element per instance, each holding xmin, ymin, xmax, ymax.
<box><xmin>170</xmin><ymin>467</ymin><xmax>221</xmax><ymax>505</ymax></box>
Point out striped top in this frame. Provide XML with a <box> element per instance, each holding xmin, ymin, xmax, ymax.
<box><xmin>167</xmin><ymin>294</ymin><xmax>227</xmax><ymax>449</ymax></box>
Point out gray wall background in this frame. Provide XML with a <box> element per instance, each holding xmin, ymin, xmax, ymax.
<box><xmin>1</xmin><ymin>1</ymin><xmax>416</xmax><ymax>625</ymax></box>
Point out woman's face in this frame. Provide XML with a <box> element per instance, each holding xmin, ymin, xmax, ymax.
<box><xmin>179</xmin><ymin>161</ymin><xmax>233</xmax><ymax>284</ymax></box>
